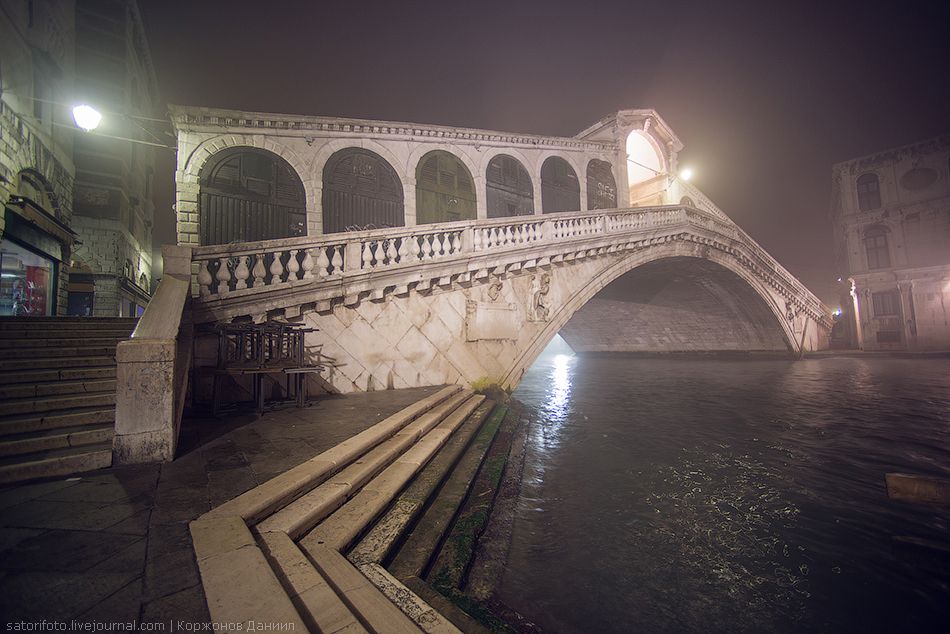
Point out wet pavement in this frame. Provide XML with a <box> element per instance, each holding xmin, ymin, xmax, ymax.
<box><xmin>0</xmin><ymin>386</ymin><xmax>441</xmax><ymax>629</ymax></box>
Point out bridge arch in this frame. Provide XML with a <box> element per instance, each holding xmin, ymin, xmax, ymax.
<box><xmin>485</xmin><ymin>153</ymin><xmax>534</xmax><ymax>217</ymax></box>
<box><xmin>321</xmin><ymin>147</ymin><xmax>405</xmax><ymax>233</ymax></box>
<box><xmin>503</xmin><ymin>242</ymin><xmax>797</xmax><ymax>387</ymax></box>
<box><xmin>197</xmin><ymin>147</ymin><xmax>307</xmax><ymax>245</ymax></box>
<box><xmin>415</xmin><ymin>150</ymin><xmax>478</xmax><ymax>224</ymax></box>
<box><xmin>540</xmin><ymin>155</ymin><xmax>581</xmax><ymax>213</ymax></box>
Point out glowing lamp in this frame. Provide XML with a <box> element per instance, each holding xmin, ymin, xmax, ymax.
<box><xmin>679</xmin><ymin>167</ymin><xmax>694</xmax><ymax>182</ymax></box>
<box><xmin>72</xmin><ymin>104</ymin><xmax>102</xmax><ymax>132</ymax></box>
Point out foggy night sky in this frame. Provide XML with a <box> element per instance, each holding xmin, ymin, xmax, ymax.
<box><xmin>138</xmin><ymin>0</ymin><xmax>950</xmax><ymax>305</ymax></box>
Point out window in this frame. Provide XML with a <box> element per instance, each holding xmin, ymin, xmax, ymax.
<box><xmin>871</xmin><ymin>290</ymin><xmax>900</xmax><ymax>317</ymax></box>
<box><xmin>856</xmin><ymin>173</ymin><xmax>881</xmax><ymax>211</ymax></box>
<box><xmin>863</xmin><ymin>227</ymin><xmax>890</xmax><ymax>269</ymax></box>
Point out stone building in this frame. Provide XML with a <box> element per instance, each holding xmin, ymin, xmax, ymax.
<box><xmin>831</xmin><ymin>135</ymin><xmax>950</xmax><ymax>351</ymax></box>
<box><xmin>67</xmin><ymin>0</ymin><xmax>158</xmax><ymax>317</ymax></box>
<box><xmin>0</xmin><ymin>0</ymin><xmax>76</xmax><ymax>316</ymax></box>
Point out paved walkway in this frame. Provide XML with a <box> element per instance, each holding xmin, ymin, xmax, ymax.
<box><xmin>0</xmin><ymin>386</ymin><xmax>442</xmax><ymax>629</ymax></box>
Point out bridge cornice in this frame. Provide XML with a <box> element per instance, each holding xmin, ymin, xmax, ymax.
<box><xmin>187</xmin><ymin>206</ymin><xmax>831</xmax><ymax>329</ymax></box>
<box><xmin>169</xmin><ymin>104</ymin><xmax>620</xmax><ymax>154</ymax></box>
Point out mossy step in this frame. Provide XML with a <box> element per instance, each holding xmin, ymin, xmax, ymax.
<box><xmin>387</xmin><ymin>405</ymin><xmax>508</xmax><ymax>582</ymax></box>
<box><xmin>8</xmin><ymin>345</ymin><xmax>119</xmax><ymax>359</ymax></box>
<box><xmin>298</xmin><ymin>394</ymin><xmax>485</xmax><ymax>553</ymax></box>
<box><xmin>0</xmin><ymin>337</ymin><xmax>125</xmax><ymax>349</ymax></box>
<box><xmin>426</xmin><ymin>406</ymin><xmax>516</xmax><ymax>595</ymax></box>
<box><xmin>348</xmin><ymin>400</ymin><xmax>496</xmax><ymax>566</ymax></box>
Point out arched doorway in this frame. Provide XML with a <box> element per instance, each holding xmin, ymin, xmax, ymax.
<box><xmin>415</xmin><ymin>151</ymin><xmax>476</xmax><ymax>225</ymax></box>
<box><xmin>486</xmin><ymin>154</ymin><xmax>534</xmax><ymax>218</ymax></box>
<box><xmin>586</xmin><ymin>159</ymin><xmax>617</xmax><ymax>210</ymax></box>
<box><xmin>541</xmin><ymin>156</ymin><xmax>580</xmax><ymax>213</ymax></box>
<box><xmin>322</xmin><ymin>148</ymin><xmax>404</xmax><ymax>233</ymax></box>
<box><xmin>626</xmin><ymin>131</ymin><xmax>665</xmax><ymax>206</ymax></box>
<box><xmin>198</xmin><ymin>148</ymin><xmax>306</xmax><ymax>245</ymax></box>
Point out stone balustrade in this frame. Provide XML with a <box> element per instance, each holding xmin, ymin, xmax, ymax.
<box><xmin>188</xmin><ymin>205</ymin><xmax>829</xmax><ymax>326</ymax></box>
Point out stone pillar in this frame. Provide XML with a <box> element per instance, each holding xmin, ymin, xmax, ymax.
<box><xmin>113</xmin><ymin>245</ymin><xmax>192</xmax><ymax>464</ymax></box>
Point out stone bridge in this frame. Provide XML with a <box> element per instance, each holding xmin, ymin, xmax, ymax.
<box><xmin>186</xmin><ymin>205</ymin><xmax>831</xmax><ymax>394</ymax></box>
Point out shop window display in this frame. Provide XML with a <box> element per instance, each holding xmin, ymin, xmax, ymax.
<box><xmin>0</xmin><ymin>239</ymin><xmax>55</xmax><ymax>316</ymax></box>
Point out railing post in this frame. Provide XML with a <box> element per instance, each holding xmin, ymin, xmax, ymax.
<box><xmin>460</xmin><ymin>225</ymin><xmax>474</xmax><ymax>253</ymax></box>
<box><xmin>541</xmin><ymin>219</ymin><xmax>554</xmax><ymax>242</ymax></box>
<box><xmin>344</xmin><ymin>238</ymin><xmax>363</xmax><ymax>272</ymax></box>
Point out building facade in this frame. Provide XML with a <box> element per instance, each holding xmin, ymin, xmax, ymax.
<box><xmin>68</xmin><ymin>0</ymin><xmax>158</xmax><ymax>317</ymax></box>
<box><xmin>831</xmin><ymin>135</ymin><xmax>950</xmax><ymax>351</ymax></box>
<box><xmin>0</xmin><ymin>0</ymin><xmax>77</xmax><ymax>316</ymax></box>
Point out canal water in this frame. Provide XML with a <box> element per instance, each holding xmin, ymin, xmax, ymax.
<box><xmin>497</xmin><ymin>336</ymin><xmax>950</xmax><ymax>633</ymax></box>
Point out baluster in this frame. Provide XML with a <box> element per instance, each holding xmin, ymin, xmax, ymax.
<box><xmin>408</xmin><ymin>235</ymin><xmax>421</xmax><ymax>261</ymax></box>
<box><xmin>432</xmin><ymin>233</ymin><xmax>444</xmax><ymax>258</ymax></box>
<box><xmin>300</xmin><ymin>249</ymin><xmax>314</xmax><ymax>279</ymax></box>
<box><xmin>234</xmin><ymin>256</ymin><xmax>249</xmax><ymax>290</ymax></box>
<box><xmin>502</xmin><ymin>226</ymin><xmax>511</xmax><ymax>246</ymax></box>
<box><xmin>363</xmin><ymin>242</ymin><xmax>375</xmax><ymax>269</ymax></box>
<box><xmin>269</xmin><ymin>252</ymin><xmax>285</xmax><ymax>282</ymax></box>
<box><xmin>286</xmin><ymin>249</ymin><xmax>300</xmax><ymax>280</ymax></box>
<box><xmin>330</xmin><ymin>245</ymin><xmax>343</xmax><ymax>274</ymax></box>
<box><xmin>421</xmin><ymin>235</ymin><xmax>433</xmax><ymax>260</ymax></box>
<box><xmin>316</xmin><ymin>247</ymin><xmax>330</xmax><ymax>277</ymax></box>
<box><xmin>450</xmin><ymin>231</ymin><xmax>460</xmax><ymax>254</ymax></box>
<box><xmin>386</xmin><ymin>238</ymin><xmax>399</xmax><ymax>264</ymax></box>
<box><xmin>214</xmin><ymin>257</ymin><xmax>231</xmax><ymax>294</ymax></box>
<box><xmin>197</xmin><ymin>260</ymin><xmax>213</xmax><ymax>297</ymax></box>
<box><xmin>252</xmin><ymin>254</ymin><xmax>267</xmax><ymax>286</ymax></box>
<box><xmin>398</xmin><ymin>236</ymin><xmax>410</xmax><ymax>261</ymax></box>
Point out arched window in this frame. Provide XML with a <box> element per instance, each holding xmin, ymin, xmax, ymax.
<box><xmin>322</xmin><ymin>148</ymin><xmax>404</xmax><ymax>233</ymax></box>
<box><xmin>486</xmin><ymin>154</ymin><xmax>533</xmax><ymax>218</ymax></box>
<box><xmin>540</xmin><ymin>157</ymin><xmax>580</xmax><ymax>213</ymax></box>
<box><xmin>16</xmin><ymin>169</ymin><xmax>59</xmax><ymax>217</ymax></box>
<box><xmin>680</xmin><ymin>196</ymin><xmax>695</xmax><ymax>207</ymax></box>
<box><xmin>586</xmin><ymin>159</ymin><xmax>617</xmax><ymax>210</ymax></box>
<box><xmin>856</xmin><ymin>173</ymin><xmax>881</xmax><ymax>211</ymax></box>
<box><xmin>863</xmin><ymin>226</ymin><xmax>891</xmax><ymax>269</ymax></box>
<box><xmin>415</xmin><ymin>151</ymin><xmax>476</xmax><ymax>224</ymax></box>
<box><xmin>198</xmin><ymin>148</ymin><xmax>306</xmax><ymax>245</ymax></box>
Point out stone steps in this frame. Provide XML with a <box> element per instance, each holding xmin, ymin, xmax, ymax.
<box><xmin>0</xmin><ymin>366</ymin><xmax>116</xmax><ymax>385</ymax></box>
<box><xmin>0</xmin><ymin>317</ymin><xmax>135</xmax><ymax>483</ymax></box>
<box><xmin>190</xmin><ymin>385</ymin><xmax>491</xmax><ymax>632</ymax></box>
<box><xmin>386</xmin><ymin>405</ymin><xmax>506</xmax><ymax>582</ymax></box>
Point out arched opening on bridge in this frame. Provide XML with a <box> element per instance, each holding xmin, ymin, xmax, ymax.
<box><xmin>558</xmin><ymin>257</ymin><xmax>791</xmax><ymax>354</ymax></box>
<box><xmin>486</xmin><ymin>154</ymin><xmax>534</xmax><ymax>217</ymax></box>
<box><xmin>541</xmin><ymin>156</ymin><xmax>580</xmax><ymax>213</ymax></box>
<box><xmin>586</xmin><ymin>159</ymin><xmax>617</xmax><ymax>210</ymax></box>
<box><xmin>198</xmin><ymin>147</ymin><xmax>306</xmax><ymax>245</ymax></box>
<box><xmin>415</xmin><ymin>150</ymin><xmax>477</xmax><ymax>224</ymax></box>
<box><xmin>626</xmin><ymin>131</ymin><xmax>666</xmax><ymax>206</ymax></box>
<box><xmin>322</xmin><ymin>148</ymin><xmax>404</xmax><ymax>233</ymax></box>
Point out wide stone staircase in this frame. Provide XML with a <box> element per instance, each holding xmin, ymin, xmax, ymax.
<box><xmin>192</xmin><ymin>385</ymin><xmax>521</xmax><ymax>633</ymax></box>
<box><xmin>0</xmin><ymin>316</ymin><xmax>138</xmax><ymax>485</ymax></box>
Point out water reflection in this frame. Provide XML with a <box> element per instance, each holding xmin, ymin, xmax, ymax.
<box><xmin>499</xmin><ymin>348</ymin><xmax>950</xmax><ymax>634</ymax></box>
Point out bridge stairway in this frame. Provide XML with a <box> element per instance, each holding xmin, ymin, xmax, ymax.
<box><xmin>0</xmin><ymin>317</ymin><xmax>138</xmax><ymax>485</ymax></box>
<box><xmin>191</xmin><ymin>385</ymin><xmax>521</xmax><ymax>633</ymax></box>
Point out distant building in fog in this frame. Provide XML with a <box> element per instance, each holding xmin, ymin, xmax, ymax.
<box><xmin>831</xmin><ymin>135</ymin><xmax>950</xmax><ymax>351</ymax></box>
<box><xmin>68</xmin><ymin>0</ymin><xmax>158</xmax><ymax>317</ymax></box>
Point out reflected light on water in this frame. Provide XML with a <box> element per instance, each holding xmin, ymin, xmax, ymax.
<box><xmin>538</xmin><ymin>351</ymin><xmax>574</xmax><ymax>449</ymax></box>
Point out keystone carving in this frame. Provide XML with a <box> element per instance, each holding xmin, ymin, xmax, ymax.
<box><xmin>531</xmin><ymin>273</ymin><xmax>552</xmax><ymax>321</ymax></box>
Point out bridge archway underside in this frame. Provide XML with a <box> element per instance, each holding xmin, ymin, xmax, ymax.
<box><xmin>189</xmin><ymin>206</ymin><xmax>830</xmax><ymax>393</ymax></box>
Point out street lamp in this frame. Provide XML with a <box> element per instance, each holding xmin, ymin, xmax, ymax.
<box><xmin>679</xmin><ymin>167</ymin><xmax>694</xmax><ymax>182</ymax></box>
<box><xmin>72</xmin><ymin>104</ymin><xmax>102</xmax><ymax>132</ymax></box>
